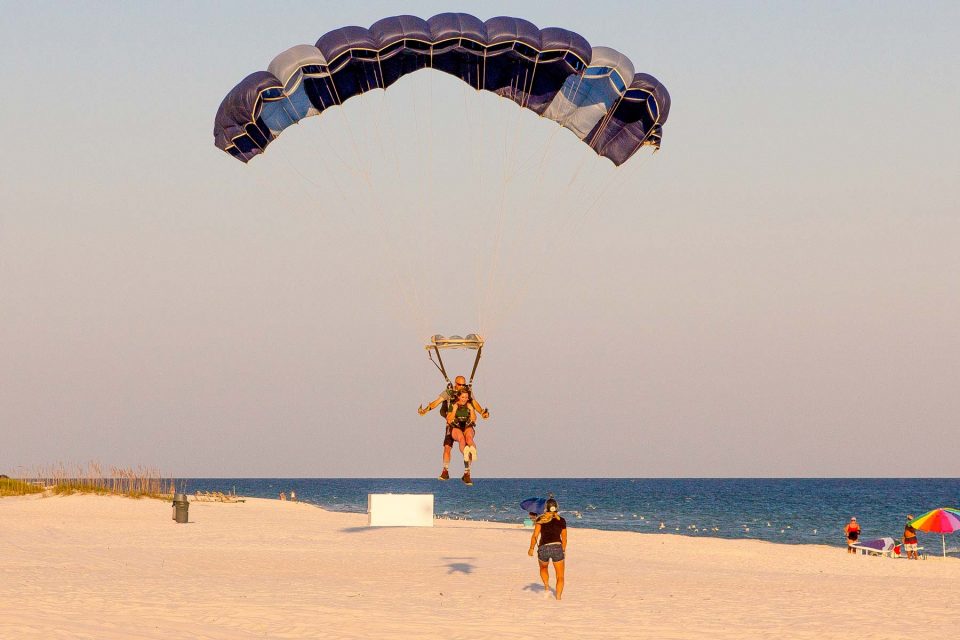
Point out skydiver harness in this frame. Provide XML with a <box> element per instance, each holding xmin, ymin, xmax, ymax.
<box><xmin>439</xmin><ymin>384</ymin><xmax>473</xmax><ymax>418</ymax></box>
<box><xmin>452</xmin><ymin>403</ymin><xmax>473</xmax><ymax>428</ymax></box>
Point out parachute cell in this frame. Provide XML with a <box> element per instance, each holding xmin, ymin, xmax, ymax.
<box><xmin>213</xmin><ymin>13</ymin><xmax>670</xmax><ymax>165</ymax></box>
<box><xmin>587</xmin><ymin>73</ymin><xmax>672</xmax><ymax>165</ymax></box>
<box><xmin>541</xmin><ymin>46</ymin><xmax>635</xmax><ymax>140</ymax></box>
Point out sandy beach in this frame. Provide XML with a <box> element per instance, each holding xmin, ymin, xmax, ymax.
<box><xmin>0</xmin><ymin>494</ymin><xmax>956</xmax><ymax>639</ymax></box>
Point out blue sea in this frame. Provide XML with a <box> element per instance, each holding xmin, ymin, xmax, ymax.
<box><xmin>182</xmin><ymin>478</ymin><xmax>960</xmax><ymax>550</ymax></box>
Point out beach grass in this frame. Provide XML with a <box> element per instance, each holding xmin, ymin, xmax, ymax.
<box><xmin>0</xmin><ymin>477</ymin><xmax>45</xmax><ymax>496</ymax></box>
<box><xmin>6</xmin><ymin>462</ymin><xmax>174</xmax><ymax>500</ymax></box>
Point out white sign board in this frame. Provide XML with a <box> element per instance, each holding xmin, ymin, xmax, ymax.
<box><xmin>367</xmin><ymin>493</ymin><xmax>434</xmax><ymax>527</ymax></box>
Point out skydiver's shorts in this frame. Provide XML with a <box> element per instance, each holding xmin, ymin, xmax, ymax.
<box><xmin>537</xmin><ymin>543</ymin><xmax>564</xmax><ymax>563</ymax></box>
<box><xmin>444</xmin><ymin>423</ymin><xmax>475</xmax><ymax>447</ymax></box>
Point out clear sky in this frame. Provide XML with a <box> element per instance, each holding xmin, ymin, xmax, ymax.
<box><xmin>1</xmin><ymin>1</ymin><xmax>957</xmax><ymax>477</ymax></box>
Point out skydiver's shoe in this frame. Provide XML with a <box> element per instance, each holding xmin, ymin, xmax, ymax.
<box><xmin>438</xmin><ymin>468</ymin><xmax>449</xmax><ymax>481</ymax></box>
<box><xmin>461</xmin><ymin>472</ymin><xmax>473</xmax><ymax>486</ymax></box>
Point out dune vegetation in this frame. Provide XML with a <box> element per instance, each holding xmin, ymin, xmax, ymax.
<box><xmin>0</xmin><ymin>477</ymin><xmax>44</xmax><ymax>496</ymax></box>
<box><xmin>2</xmin><ymin>463</ymin><xmax>173</xmax><ymax>499</ymax></box>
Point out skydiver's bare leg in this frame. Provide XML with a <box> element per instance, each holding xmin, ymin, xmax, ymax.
<box><xmin>463</xmin><ymin>427</ymin><xmax>477</xmax><ymax>462</ymax></box>
<box><xmin>451</xmin><ymin>428</ymin><xmax>465</xmax><ymax>455</ymax></box>
<box><xmin>451</xmin><ymin>428</ymin><xmax>470</xmax><ymax>477</ymax></box>
<box><xmin>443</xmin><ymin>444</ymin><xmax>451</xmax><ymax>467</ymax></box>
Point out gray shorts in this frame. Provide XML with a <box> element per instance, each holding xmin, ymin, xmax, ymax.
<box><xmin>537</xmin><ymin>544</ymin><xmax>564</xmax><ymax>563</ymax></box>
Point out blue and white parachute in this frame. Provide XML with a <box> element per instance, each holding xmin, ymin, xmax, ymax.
<box><xmin>213</xmin><ymin>13</ymin><xmax>670</xmax><ymax>166</ymax></box>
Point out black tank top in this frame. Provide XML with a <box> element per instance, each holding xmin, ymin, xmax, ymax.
<box><xmin>540</xmin><ymin>516</ymin><xmax>566</xmax><ymax>545</ymax></box>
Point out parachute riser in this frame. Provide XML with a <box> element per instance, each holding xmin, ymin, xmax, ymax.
<box><xmin>429</xmin><ymin>346</ymin><xmax>452</xmax><ymax>386</ymax></box>
<box><xmin>468</xmin><ymin>346</ymin><xmax>483</xmax><ymax>386</ymax></box>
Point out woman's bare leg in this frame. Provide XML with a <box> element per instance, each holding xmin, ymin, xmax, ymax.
<box><xmin>451</xmin><ymin>428</ymin><xmax>465</xmax><ymax>455</ymax></box>
<box><xmin>554</xmin><ymin>560</ymin><xmax>565</xmax><ymax>600</ymax></box>
<box><xmin>538</xmin><ymin>560</ymin><xmax>550</xmax><ymax>593</ymax></box>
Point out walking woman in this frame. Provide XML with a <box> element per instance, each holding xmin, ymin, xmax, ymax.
<box><xmin>527</xmin><ymin>497</ymin><xmax>567</xmax><ymax>600</ymax></box>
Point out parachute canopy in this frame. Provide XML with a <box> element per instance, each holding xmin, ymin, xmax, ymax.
<box><xmin>213</xmin><ymin>13</ymin><xmax>670</xmax><ymax>166</ymax></box>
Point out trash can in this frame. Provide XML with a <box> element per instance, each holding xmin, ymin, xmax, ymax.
<box><xmin>172</xmin><ymin>493</ymin><xmax>189</xmax><ymax>524</ymax></box>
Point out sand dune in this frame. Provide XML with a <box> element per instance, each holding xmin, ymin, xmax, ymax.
<box><xmin>0</xmin><ymin>493</ymin><xmax>956</xmax><ymax>639</ymax></box>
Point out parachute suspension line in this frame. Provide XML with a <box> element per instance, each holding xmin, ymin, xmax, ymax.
<box><xmin>321</xmin><ymin>75</ymin><xmax>370</xmax><ymax>180</ymax></box>
<box><xmin>277</xmin><ymin>110</ymin><xmax>411</xmax><ymax>333</ymax></box>
<box><xmin>506</xmin><ymin>114</ymin><xmax>564</xmax><ymax>174</ymax></box>
<box><xmin>481</xmin><ymin>49</ymin><xmax>488</xmax><ymax>94</ymax></box>
<box><xmin>492</xmin><ymin>158</ymin><xmax>646</xmax><ymax>331</ymax></box>
<box><xmin>325</xmin><ymin>72</ymin><xmax>429</xmax><ymax>337</ymax></box>
<box><xmin>268</xmin><ymin>139</ymin><xmax>413</xmax><ymax>328</ymax></box>
<box><xmin>484</xmin><ymin>139</ymin><xmax>617</xmax><ymax>333</ymax></box>
<box><xmin>490</xmin><ymin>121</ymin><xmax>569</xmax><ymax>330</ymax></box>
<box><xmin>246</xmin><ymin>146</ymin><xmax>324</xmax><ymax>228</ymax></box>
<box><xmin>426</xmin><ymin>49</ymin><xmax>439</xmax><ymax>312</ymax></box>
<box><xmin>278</xmin><ymin>96</ymin><xmax>301</xmax><ymax>129</ymax></box>
<box><xmin>271</xmin><ymin>117</ymin><xmax>372</xmax><ymax>215</ymax></box>
<box><xmin>479</xmin><ymin>71</ymin><xmax>526</xmax><ymax>333</ymax></box>
<box><xmin>367</xmin><ymin>75</ymin><xmax>429</xmax><ymax>338</ymax></box>
<box><xmin>520</xmin><ymin>58</ymin><xmax>540</xmax><ymax>111</ymax></box>
<box><xmin>369</xmin><ymin>89</ymin><xmax>433</xmax><ymax>339</ymax></box>
<box><xmin>483</xmin><ymin>62</ymin><xmax>564</xmax><ymax>332</ymax></box>
<box><xmin>314</xmin><ymin>76</ymin><xmax>363</xmax><ymax>178</ymax></box>
<box><xmin>468</xmin><ymin>60</ymin><xmax>491</xmax><ymax>332</ymax></box>
<box><xmin>482</xmin><ymin>91</ymin><xmax>589</xmax><ymax>333</ymax></box>
<box><xmin>561</xmin><ymin>151</ymin><xmax>656</xmax><ymax>255</ymax></box>
<box><xmin>586</xmin><ymin>95</ymin><xmax>625</xmax><ymax>148</ymax></box>
<box><xmin>401</xmin><ymin>62</ymin><xmax>436</xmax><ymax>336</ymax></box>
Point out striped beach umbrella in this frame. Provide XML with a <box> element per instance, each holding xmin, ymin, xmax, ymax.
<box><xmin>909</xmin><ymin>508</ymin><xmax>960</xmax><ymax>557</ymax></box>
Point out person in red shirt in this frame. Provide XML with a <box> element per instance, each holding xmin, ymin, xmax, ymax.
<box><xmin>844</xmin><ymin>517</ymin><xmax>861</xmax><ymax>554</ymax></box>
<box><xmin>528</xmin><ymin>497</ymin><xmax>568</xmax><ymax>600</ymax></box>
<box><xmin>903</xmin><ymin>515</ymin><xmax>919</xmax><ymax>559</ymax></box>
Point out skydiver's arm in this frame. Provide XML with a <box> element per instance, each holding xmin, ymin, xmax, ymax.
<box><xmin>419</xmin><ymin>393</ymin><xmax>447</xmax><ymax>415</ymax></box>
<box><xmin>471</xmin><ymin>397</ymin><xmax>489</xmax><ymax>419</ymax></box>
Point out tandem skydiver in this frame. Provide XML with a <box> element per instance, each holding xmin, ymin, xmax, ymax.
<box><xmin>446</xmin><ymin>389</ymin><xmax>479</xmax><ymax>486</ymax></box>
<box><xmin>418</xmin><ymin>375</ymin><xmax>488</xmax><ymax>483</ymax></box>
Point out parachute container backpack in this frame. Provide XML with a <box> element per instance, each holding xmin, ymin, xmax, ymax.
<box><xmin>213</xmin><ymin>13</ymin><xmax>670</xmax><ymax>347</ymax></box>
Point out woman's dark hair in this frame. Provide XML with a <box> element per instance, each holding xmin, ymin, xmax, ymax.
<box><xmin>545</xmin><ymin>498</ymin><xmax>559</xmax><ymax>512</ymax></box>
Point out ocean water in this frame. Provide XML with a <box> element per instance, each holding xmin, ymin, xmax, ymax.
<box><xmin>183</xmin><ymin>478</ymin><xmax>960</xmax><ymax>549</ymax></box>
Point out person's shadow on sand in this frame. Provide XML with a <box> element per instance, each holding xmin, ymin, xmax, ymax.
<box><xmin>441</xmin><ymin>557</ymin><xmax>476</xmax><ymax>574</ymax></box>
<box><xmin>522</xmin><ymin>583</ymin><xmax>550</xmax><ymax>596</ymax></box>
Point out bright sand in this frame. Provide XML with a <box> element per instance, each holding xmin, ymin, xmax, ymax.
<box><xmin>1</xmin><ymin>494</ymin><xmax>957</xmax><ymax>639</ymax></box>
